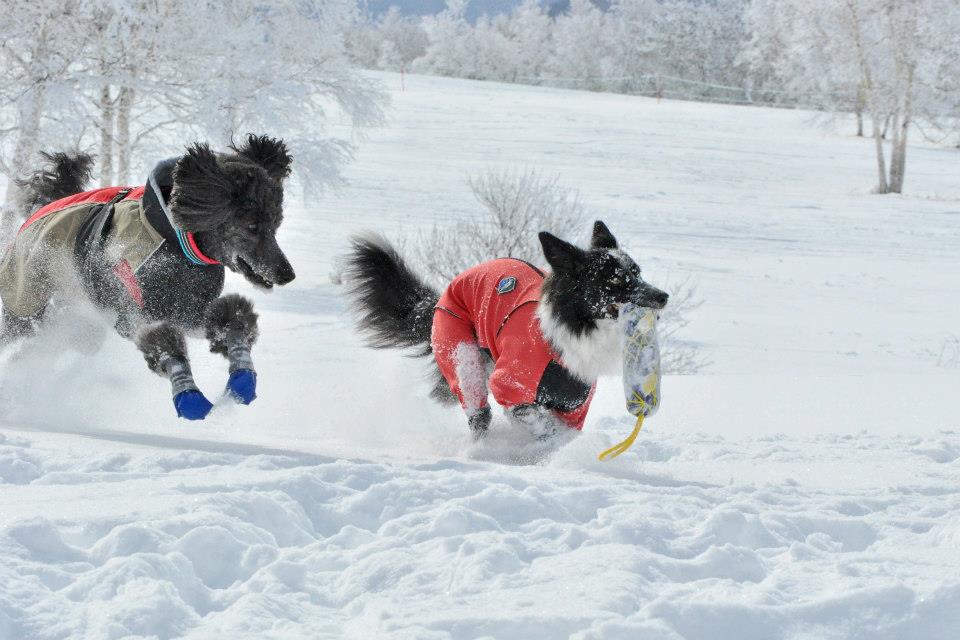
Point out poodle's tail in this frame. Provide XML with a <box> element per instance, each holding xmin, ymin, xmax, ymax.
<box><xmin>16</xmin><ymin>151</ymin><xmax>95</xmax><ymax>214</ymax></box>
<box><xmin>343</xmin><ymin>233</ymin><xmax>439</xmax><ymax>357</ymax></box>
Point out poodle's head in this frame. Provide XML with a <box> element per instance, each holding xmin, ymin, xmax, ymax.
<box><xmin>170</xmin><ymin>134</ymin><xmax>295</xmax><ymax>289</ymax></box>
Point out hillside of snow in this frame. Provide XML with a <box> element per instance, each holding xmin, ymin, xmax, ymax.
<box><xmin>1</xmin><ymin>72</ymin><xmax>959</xmax><ymax>639</ymax></box>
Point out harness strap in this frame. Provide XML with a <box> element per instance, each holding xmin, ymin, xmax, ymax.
<box><xmin>74</xmin><ymin>188</ymin><xmax>133</xmax><ymax>258</ymax></box>
<box><xmin>147</xmin><ymin>171</ymin><xmax>220</xmax><ymax>266</ymax></box>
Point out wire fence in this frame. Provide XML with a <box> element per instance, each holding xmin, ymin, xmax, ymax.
<box><xmin>511</xmin><ymin>73</ymin><xmax>857</xmax><ymax>111</ymax></box>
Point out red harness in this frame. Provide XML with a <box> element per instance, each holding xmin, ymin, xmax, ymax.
<box><xmin>20</xmin><ymin>186</ymin><xmax>144</xmax><ymax>232</ymax></box>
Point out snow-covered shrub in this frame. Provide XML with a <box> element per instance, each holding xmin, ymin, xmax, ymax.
<box><xmin>410</xmin><ymin>168</ymin><xmax>588</xmax><ymax>283</ymax></box>
<box><xmin>655</xmin><ymin>275</ymin><xmax>709</xmax><ymax>374</ymax></box>
<box><xmin>937</xmin><ymin>336</ymin><xmax>960</xmax><ymax>369</ymax></box>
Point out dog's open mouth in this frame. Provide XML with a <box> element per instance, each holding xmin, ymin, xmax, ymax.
<box><xmin>236</xmin><ymin>256</ymin><xmax>274</xmax><ymax>290</ymax></box>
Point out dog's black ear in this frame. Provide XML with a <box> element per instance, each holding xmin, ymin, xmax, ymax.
<box><xmin>231</xmin><ymin>134</ymin><xmax>292</xmax><ymax>181</ymax></box>
<box><xmin>539</xmin><ymin>231</ymin><xmax>585</xmax><ymax>272</ymax></box>
<box><xmin>590</xmin><ymin>220</ymin><xmax>618</xmax><ymax>249</ymax></box>
<box><xmin>170</xmin><ymin>143</ymin><xmax>233</xmax><ymax>231</ymax></box>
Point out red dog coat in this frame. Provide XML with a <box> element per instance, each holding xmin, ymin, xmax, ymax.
<box><xmin>431</xmin><ymin>258</ymin><xmax>594</xmax><ymax>429</ymax></box>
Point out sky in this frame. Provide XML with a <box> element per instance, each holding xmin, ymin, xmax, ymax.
<box><xmin>360</xmin><ymin>1</ymin><xmax>610</xmax><ymax>21</ymax></box>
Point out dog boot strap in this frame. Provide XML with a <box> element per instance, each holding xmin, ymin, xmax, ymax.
<box><xmin>226</xmin><ymin>335</ymin><xmax>255</xmax><ymax>374</ymax></box>
<box><xmin>223</xmin><ymin>334</ymin><xmax>257</xmax><ymax>405</ymax></box>
<box><xmin>162</xmin><ymin>357</ymin><xmax>199</xmax><ymax>396</ymax></box>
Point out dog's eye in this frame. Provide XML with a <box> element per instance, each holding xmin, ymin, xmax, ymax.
<box><xmin>246</xmin><ymin>222</ymin><xmax>259</xmax><ymax>233</ymax></box>
<box><xmin>610</xmin><ymin>277</ymin><xmax>623</xmax><ymax>285</ymax></box>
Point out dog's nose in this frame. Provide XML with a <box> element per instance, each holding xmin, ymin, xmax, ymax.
<box><xmin>275</xmin><ymin>261</ymin><xmax>295</xmax><ymax>286</ymax></box>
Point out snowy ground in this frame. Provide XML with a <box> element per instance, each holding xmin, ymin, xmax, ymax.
<box><xmin>1</xmin><ymin>72</ymin><xmax>959</xmax><ymax>639</ymax></box>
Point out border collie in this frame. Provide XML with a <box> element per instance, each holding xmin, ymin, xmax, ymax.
<box><xmin>344</xmin><ymin>221</ymin><xmax>668</xmax><ymax>438</ymax></box>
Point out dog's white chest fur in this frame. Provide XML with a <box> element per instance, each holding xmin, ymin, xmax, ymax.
<box><xmin>536</xmin><ymin>300</ymin><xmax>621</xmax><ymax>383</ymax></box>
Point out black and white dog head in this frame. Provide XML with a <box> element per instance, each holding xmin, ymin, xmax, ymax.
<box><xmin>537</xmin><ymin>220</ymin><xmax>669</xmax><ymax>382</ymax></box>
<box><xmin>170</xmin><ymin>135</ymin><xmax>295</xmax><ymax>290</ymax></box>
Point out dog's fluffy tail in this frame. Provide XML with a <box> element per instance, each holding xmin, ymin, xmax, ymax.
<box><xmin>344</xmin><ymin>234</ymin><xmax>439</xmax><ymax>357</ymax></box>
<box><xmin>17</xmin><ymin>151</ymin><xmax>95</xmax><ymax>213</ymax></box>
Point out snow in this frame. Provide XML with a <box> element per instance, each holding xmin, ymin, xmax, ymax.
<box><xmin>2</xmin><ymin>72</ymin><xmax>959</xmax><ymax>638</ymax></box>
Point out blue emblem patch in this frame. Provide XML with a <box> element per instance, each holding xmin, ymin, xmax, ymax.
<box><xmin>497</xmin><ymin>276</ymin><xmax>517</xmax><ymax>295</ymax></box>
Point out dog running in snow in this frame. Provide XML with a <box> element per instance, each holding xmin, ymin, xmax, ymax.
<box><xmin>0</xmin><ymin>136</ymin><xmax>296</xmax><ymax>419</ymax></box>
<box><xmin>344</xmin><ymin>221</ymin><xmax>669</xmax><ymax>439</ymax></box>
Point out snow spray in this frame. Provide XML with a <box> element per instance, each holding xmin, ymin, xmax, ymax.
<box><xmin>598</xmin><ymin>303</ymin><xmax>661</xmax><ymax>461</ymax></box>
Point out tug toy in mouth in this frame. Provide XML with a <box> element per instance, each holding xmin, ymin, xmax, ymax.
<box><xmin>598</xmin><ymin>303</ymin><xmax>662</xmax><ymax>461</ymax></box>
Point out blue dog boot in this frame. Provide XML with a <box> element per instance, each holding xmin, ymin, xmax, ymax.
<box><xmin>227</xmin><ymin>368</ymin><xmax>257</xmax><ymax>405</ymax></box>
<box><xmin>174</xmin><ymin>389</ymin><xmax>214</xmax><ymax>420</ymax></box>
<box><xmin>163</xmin><ymin>357</ymin><xmax>211</xmax><ymax>420</ymax></box>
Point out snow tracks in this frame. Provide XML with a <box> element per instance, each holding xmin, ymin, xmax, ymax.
<box><xmin>1</xmin><ymin>427</ymin><xmax>958</xmax><ymax>639</ymax></box>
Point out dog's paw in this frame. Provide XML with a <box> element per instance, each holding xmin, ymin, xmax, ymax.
<box><xmin>226</xmin><ymin>369</ymin><xmax>257</xmax><ymax>405</ymax></box>
<box><xmin>174</xmin><ymin>389</ymin><xmax>214</xmax><ymax>420</ymax></box>
<box><xmin>508</xmin><ymin>404</ymin><xmax>564</xmax><ymax>441</ymax></box>
<box><xmin>467</xmin><ymin>406</ymin><xmax>491</xmax><ymax>440</ymax></box>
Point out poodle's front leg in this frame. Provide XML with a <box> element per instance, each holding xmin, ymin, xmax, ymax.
<box><xmin>136</xmin><ymin>322</ymin><xmax>213</xmax><ymax>420</ymax></box>
<box><xmin>205</xmin><ymin>294</ymin><xmax>258</xmax><ymax>405</ymax></box>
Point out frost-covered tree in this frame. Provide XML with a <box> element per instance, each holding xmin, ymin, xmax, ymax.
<box><xmin>1</xmin><ymin>0</ymin><xmax>385</xmax><ymax>223</ymax></box>
<box><xmin>545</xmin><ymin>0</ymin><xmax>617</xmax><ymax>90</ymax></box>
<box><xmin>169</xmin><ymin>0</ymin><xmax>386</xmax><ymax>196</ymax></box>
<box><xmin>744</xmin><ymin>0</ymin><xmax>957</xmax><ymax>194</ymax></box>
<box><xmin>0</xmin><ymin>0</ymin><xmax>94</xmax><ymax>238</ymax></box>
<box><xmin>414</xmin><ymin>1</ymin><xmax>477</xmax><ymax>78</ymax></box>
<box><xmin>509</xmin><ymin>0</ymin><xmax>553</xmax><ymax>80</ymax></box>
<box><xmin>80</xmin><ymin>0</ymin><xmax>201</xmax><ymax>186</ymax></box>
<box><xmin>347</xmin><ymin>7</ymin><xmax>428</xmax><ymax>73</ymax></box>
<box><xmin>610</xmin><ymin>0</ymin><xmax>748</xmax><ymax>96</ymax></box>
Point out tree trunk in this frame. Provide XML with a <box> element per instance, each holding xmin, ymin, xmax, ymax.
<box><xmin>889</xmin><ymin>122</ymin><xmax>908</xmax><ymax>194</ymax></box>
<box><xmin>1</xmin><ymin>85</ymin><xmax>47</xmax><ymax>241</ymax></box>
<box><xmin>115</xmin><ymin>87</ymin><xmax>135</xmax><ymax>184</ymax></box>
<box><xmin>98</xmin><ymin>85</ymin><xmax>115</xmax><ymax>186</ymax></box>
<box><xmin>855</xmin><ymin>83</ymin><xmax>866</xmax><ymax>137</ymax></box>
<box><xmin>887</xmin><ymin>111</ymin><xmax>902</xmax><ymax>193</ymax></box>
<box><xmin>889</xmin><ymin>66</ymin><xmax>914</xmax><ymax>194</ymax></box>
<box><xmin>871</xmin><ymin>114</ymin><xmax>889</xmax><ymax>194</ymax></box>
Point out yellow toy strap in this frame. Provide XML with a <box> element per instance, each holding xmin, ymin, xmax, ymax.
<box><xmin>598</xmin><ymin>413</ymin><xmax>644</xmax><ymax>461</ymax></box>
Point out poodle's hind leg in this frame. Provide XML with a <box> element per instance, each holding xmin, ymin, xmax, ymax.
<box><xmin>136</xmin><ymin>322</ymin><xmax>213</xmax><ymax>420</ymax></box>
<box><xmin>0</xmin><ymin>307</ymin><xmax>44</xmax><ymax>348</ymax></box>
<box><xmin>205</xmin><ymin>294</ymin><xmax>259</xmax><ymax>405</ymax></box>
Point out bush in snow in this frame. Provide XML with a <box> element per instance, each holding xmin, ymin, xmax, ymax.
<box><xmin>937</xmin><ymin>336</ymin><xmax>960</xmax><ymax>369</ymax></box>
<box><xmin>410</xmin><ymin>168</ymin><xmax>588</xmax><ymax>283</ymax></box>
<box><xmin>655</xmin><ymin>275</ymin><xmax>710</xmax><ymax>375</ymax></box>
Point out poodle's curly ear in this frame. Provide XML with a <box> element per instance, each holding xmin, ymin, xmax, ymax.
<box><xmin>231</xmin><ymin>134</ymin><xmax>292</xmax><ymax>180</ymax></box>
<box><xmin>170</xmin><ymin>143</ymin><xmax>233</xmax><ymax>231</ymax></box>
<box><xmin>590</xmin><ymin>220</ymin><xmax>618</xmax><ymax>249</ymax></box>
